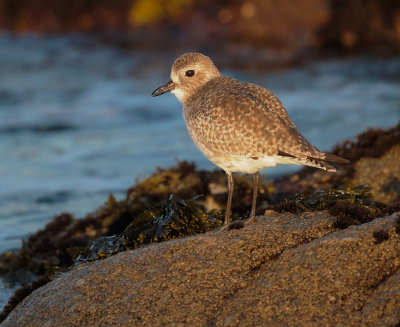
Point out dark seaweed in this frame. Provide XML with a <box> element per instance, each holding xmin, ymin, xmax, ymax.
<box><xmin>396</xmin><ymin>216</ymin><xmax>400</xmax><ymax>235</ymax></box>
<box><xmin>372</xmin><ymin>230</ymin><xmax>390</xmax><ymax>244</ymax></box>
<box><xmin>271</xmin><ymin>184</ymin><xmax>383</xmax><ymax>213</ymax></box>
<box><xmin>0</xmin><ymin>274</ymin><xmax>50</xmax><ymax>323</ymax></box>
<box><xmin>74</xmin><ymin>195</ymin><xmax>227</xmax><ymax>264</ymax></box>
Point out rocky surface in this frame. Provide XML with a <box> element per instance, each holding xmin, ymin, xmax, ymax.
<box><xmin>1</xmin><ymin>123</ymin><xmax>399</xmax><ymax>324</ymax></box>
<box><xmin>352</xmin><ymin>145</ymin><xmax>400</xmax><ymax>203</ymax></box>
<box><xmin>2</xmin><ymin>211</ymin><xmax>400</xmax><ymax>327</ymax></box>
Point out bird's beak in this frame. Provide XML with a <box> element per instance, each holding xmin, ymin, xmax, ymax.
<box><xmin>152</xmin><ymin>80</ymin><xmax>175</xmax><ymax>97</ymax></box>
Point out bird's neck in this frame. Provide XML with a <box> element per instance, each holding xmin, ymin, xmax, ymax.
<box><xmin>179</xmin><ymin>76</ymin><xmax>222</xmax><ymax>105</ymax></box>
<box><xmin>171</xmin><ymin>88</ymin><xmax>187</xmax><ymax>103</ymax></box>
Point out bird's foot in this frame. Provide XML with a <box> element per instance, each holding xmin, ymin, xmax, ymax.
<box><xmin>220</xmin><ymin>223</ymin><xmax>230</xmax><ymax>231</ymax></box>
<box><xmin>220</xmin><ymin>216</ymin><xmax>259</xmax><ymax>232</ymax></box>
<box><xmin>219</xmin><ymin>220</ymin><xmax>243</xmax><ymax>231</ymax></box>
<box><xmin>243</xmin><ymin>215</ymin><xmax>258</xmax><ymax>224</ymax></box>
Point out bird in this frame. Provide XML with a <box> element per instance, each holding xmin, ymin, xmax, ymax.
<box><xmin>152</xmin><ymin>52</ymin><xmax>349</xmax><ymax>226</ymax></box>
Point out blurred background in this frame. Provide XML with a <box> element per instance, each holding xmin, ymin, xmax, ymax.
<box><xmin>0</xmin><ymin>0</ymin><xmax>400</xmax><ymax>306</ymax></box>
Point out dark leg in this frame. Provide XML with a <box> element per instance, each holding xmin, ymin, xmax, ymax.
<box><xmin>224</xmin><ymin>172</ymin><xmax>234</xmax><ymax>226</ymax></box>
<box><xmin>250</xmin><ymin>171</ymin><xmax>259</xmax><ymax>218</ymax></box>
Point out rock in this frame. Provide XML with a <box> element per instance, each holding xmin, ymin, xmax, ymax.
<box><xmin>2</xmin><ymin>211</ymin><xmax>400</xmax><ymax>327</ymax></box>
<box><xmin>352</xmin><ymin>145</ymin><xmax>400</xmax><ymax>203</ymax></box>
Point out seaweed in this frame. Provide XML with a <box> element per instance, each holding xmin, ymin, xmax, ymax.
<box><xmin>128</xmin><ymin>161</ymin><xmax>272</xmax><ymax>216</ymax></box>
<box><xmin>382</xmin><ymin>201</ymin><xmax>400</xmax><ymax>217</ymax></box>
<box><xmin>396</xmin><ymin>216</ymin><xmax>400</xmax><ymax>235</ymax></box>
<box><xmin>269</xmin><ymin>184</ymin><xmax>397</xmax><ymax>230</ymax></box>
<box><xmin>73</xmin><ymin>235</ymin><xmax>132</xmax><ymax>264</ymax></box>
<box><xmin>123</xmin><ymin>195</ymin><xmax>224</xmax><ymax>245</ymax></box>
<box><xmin>228</xmin><ymin>221</ymin><xmax>245</xmax><ymax>230</ymax></box>
<box><xmin>0</xmin><ymin>161</ymin><xmax>272</xmax><ymax>285</ymax></box>
<box><xmin>74</xmin><ymin>195</ymin><xmax>227</xmax><ymax>264</ymax></box>
<box><xmin>269</xmin><ymin>199</ymin><xmax>297</xmax><ymax>214</ymax></box>
<box><xmin>372</xmin><ymin>230</ymin><xmax>390</xmax><ymax>244</ymax></box>
<box><xmin>330</xmin><ymin>202</ymin><xmax>376</xmax><ymax>229</ymax></box>
<box><xmin>0</xmin><ymin>274</ymin><xmax>51</xmax><ymax>324</ymax></box>
<box><xmin>271</xmin><ymin>184</ymin><xmax>383</xmax><ymax>213</ymax></box>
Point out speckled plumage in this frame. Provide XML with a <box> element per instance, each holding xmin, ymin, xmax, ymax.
<box><xmin>152</xmin><ymin>52</ymin><xmax>349</xmax><ymax>225</ymax></box>
<box><xmin>183</xmin><ymin>76</ymin><xmax>331</xmax><ymax>173</ymax></box>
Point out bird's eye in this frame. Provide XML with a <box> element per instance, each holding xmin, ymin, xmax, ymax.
<box><xmin>185</xmin><ymin>70</ymin><xmax>195</xmax><ymax>77</ymax></box>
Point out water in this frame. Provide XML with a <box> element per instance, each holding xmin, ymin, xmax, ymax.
<box><xmin>0</xmin><ymin>34</ymin><xmax>399</xmax><ymax>308</ymax></box>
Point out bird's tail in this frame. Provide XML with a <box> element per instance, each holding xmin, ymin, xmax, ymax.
<box><xmin>305</xmin><ymin>153</ymin><xmax>350</xmax><ymax>172</ymax></box>
<box><xmin>276</xmin><ymin>150</ymin><xmax>350</xmax><ymax>172</ymax></box>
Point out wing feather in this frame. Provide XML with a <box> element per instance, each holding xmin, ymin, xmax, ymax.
<box><xmin>183</xmin><ymin>76</ymin><xmax>349</xmax><ymax>167</ymax></box>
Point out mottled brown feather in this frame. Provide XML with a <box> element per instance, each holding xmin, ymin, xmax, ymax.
<box><xmin>184</xmin><ymin>76</ymin><xmax>323</xmax><ymax>160</ymax></box>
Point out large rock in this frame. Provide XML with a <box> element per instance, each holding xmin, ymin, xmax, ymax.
<box><xmin>1</xmin><ymin>211</ymin><xmax>400</xmax><ymax>327</ymax></box>
<box><xmin>352</xmin><ymin>145</ymin><xmax>400</xmax><ymax>203</ymax></box>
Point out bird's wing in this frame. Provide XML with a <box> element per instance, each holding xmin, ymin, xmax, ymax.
<box><xmin>188</xmin><ymin>96</ymin><xmax>277</xmax><ymax>157</ymax></box>
<box><xmin>244</xmin><ymin>81</ymin><xmax>350</xmax><ymax>164</ymax></box>
<box><xmin>187</xmin><ymin>79</ymin><xmax>322</xmax><ymax>160</ymax></box>
<box><xmin>244</xmin><ymin>82</ymin><xmax>296</xmax><ymax>128</ymax></box>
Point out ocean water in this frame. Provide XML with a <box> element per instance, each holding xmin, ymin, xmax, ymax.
<box><xmin>0</xmin><ymin>35</ymin><xmax>399</xmax><ymax>307</ymax></box>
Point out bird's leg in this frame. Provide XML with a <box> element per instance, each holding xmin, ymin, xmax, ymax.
<box><xmin>250</xmin><ymin>171</ymin><xmax>259</xmax><ymax>218</ymax></box>
<box><xmin>224</xmin><ymin>172</ymin><xmax>234</xmax><ymax>226</ymax></box>
<box><xmin>242</xmin><ymin>171</ymin><xmax>260</xmax><ymax>225</ymax></box>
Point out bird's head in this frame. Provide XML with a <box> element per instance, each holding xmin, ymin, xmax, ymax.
<box><xmin>152</xmin><ymin>53</ymin><xmax>221</xmax><ymax>103</ymax></box>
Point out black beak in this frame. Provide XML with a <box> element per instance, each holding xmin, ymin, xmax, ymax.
<box><xmin>152</xmin><ymin>80</ymin><xmax>175</xmax><ymax>97</ymax></box>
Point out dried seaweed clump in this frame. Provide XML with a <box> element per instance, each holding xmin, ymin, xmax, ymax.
<box><xmin>329</xmin><ymin>202</ymin><xmax>376</xmax><ymax>229</ymax></box>
<box><xmin>75</xmin><ymin>195</ymin><xmax>226</xmax><ymax>264</ymax></box>
<box><xmin>328</xmin><ymin>198</ymin><xmax>400</xmax><ymax>230</ymax></box>
<box><xmin>128</xmin><ymin>161</ymin><xmax>273</xmax><ymax>216</ymax></box>
<box><xmin>332</xmin><ymin>122</ymin><xmax>400</xmax><ymax>164</ymax></box>
<box><xmin>0</xmin><ymin>196</ymin><xmax>139</xmax><ymax>283</ymax></box>
<box><xmin>269</xmin><ymin>184</ymin><xmax>400</xmax><ymax>230</ymax></box>
<box><xmin>0</xmin><ymin>274</ymin><xmax>51</xmax><ymax>323</ymax></box>
<box><xmin>123</xmin><ymin>195</ymin><xmax>225</xmax><ymax>245</ymax></box>
<box><xmin>396</xmin><ymin>216</ymin><xmax>400</xmax><ymax>234</ymax></box>
<box><xmin>0</xmin><ymin>213</ymin><xmax>78</xmax><ymax>283</ymax></box>
<box><xmin>372</xmin><ymin>230</ymin><xmax>390</xmax><ymax>244</ymax></box>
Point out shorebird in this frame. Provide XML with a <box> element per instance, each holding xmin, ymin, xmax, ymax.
<box><xmin>152</xmin><ymin>53</ymin><xmax>349</xmax><ymax>226</ymax></box>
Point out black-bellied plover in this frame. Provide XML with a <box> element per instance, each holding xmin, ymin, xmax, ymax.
<box><xmin>152</xmin><ymin>53</ymin><xmax>349</xmax><ymax>226</ymax></box>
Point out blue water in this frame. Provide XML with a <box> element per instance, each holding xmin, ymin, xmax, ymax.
<box><xmin>0</xmin><ymin>35</ymin><xmax>399</xmax><ymax>308</ymax></box>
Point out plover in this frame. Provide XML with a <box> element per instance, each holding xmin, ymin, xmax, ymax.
<box><xmin>152</xmin><ymin>53</ymin><xmax>349</xmax><ymax>226</ymax></box>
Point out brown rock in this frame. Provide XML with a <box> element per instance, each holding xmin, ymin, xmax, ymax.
<box><xmin>352</xmin><ymin>145</ymin><xmax>400</xmax><ymax>203</ymax></box>
<box><xmin>1</xmin><ymin>212</ymin><xmax>400</xmax><ymax>327</ymax></box>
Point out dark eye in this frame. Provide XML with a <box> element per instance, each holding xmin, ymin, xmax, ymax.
<box><xmin>185</xmin><ymin>70</ymin><xmax>195</xmax><ymax>77</ymax></box>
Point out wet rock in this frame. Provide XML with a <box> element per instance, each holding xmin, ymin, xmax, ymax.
<box><xmin>1</xmin><ymin>211</ymin><xmax>399</xmax><ymax>327</ymax></box>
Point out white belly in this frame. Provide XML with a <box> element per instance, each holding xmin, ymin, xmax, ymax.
<box><xmin>196</xmin><ymin>144</ymin><xmax>302</xmax><ymax>173</ymax></box>
<box><xmin>212</xmin><ymin>156</ymin><xmax>278</xmax><ymax>173</ymax></box>
<box><xmin>184</xmin><ymin>116</ymin><xmax>304</xmax><ymax>173</ymax></box>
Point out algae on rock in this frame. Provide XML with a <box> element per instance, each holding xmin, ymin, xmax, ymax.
<box><xmin>75</xmin><ymin>195</ymin><xmax>226</xmax><ymax>264</ymax></box>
